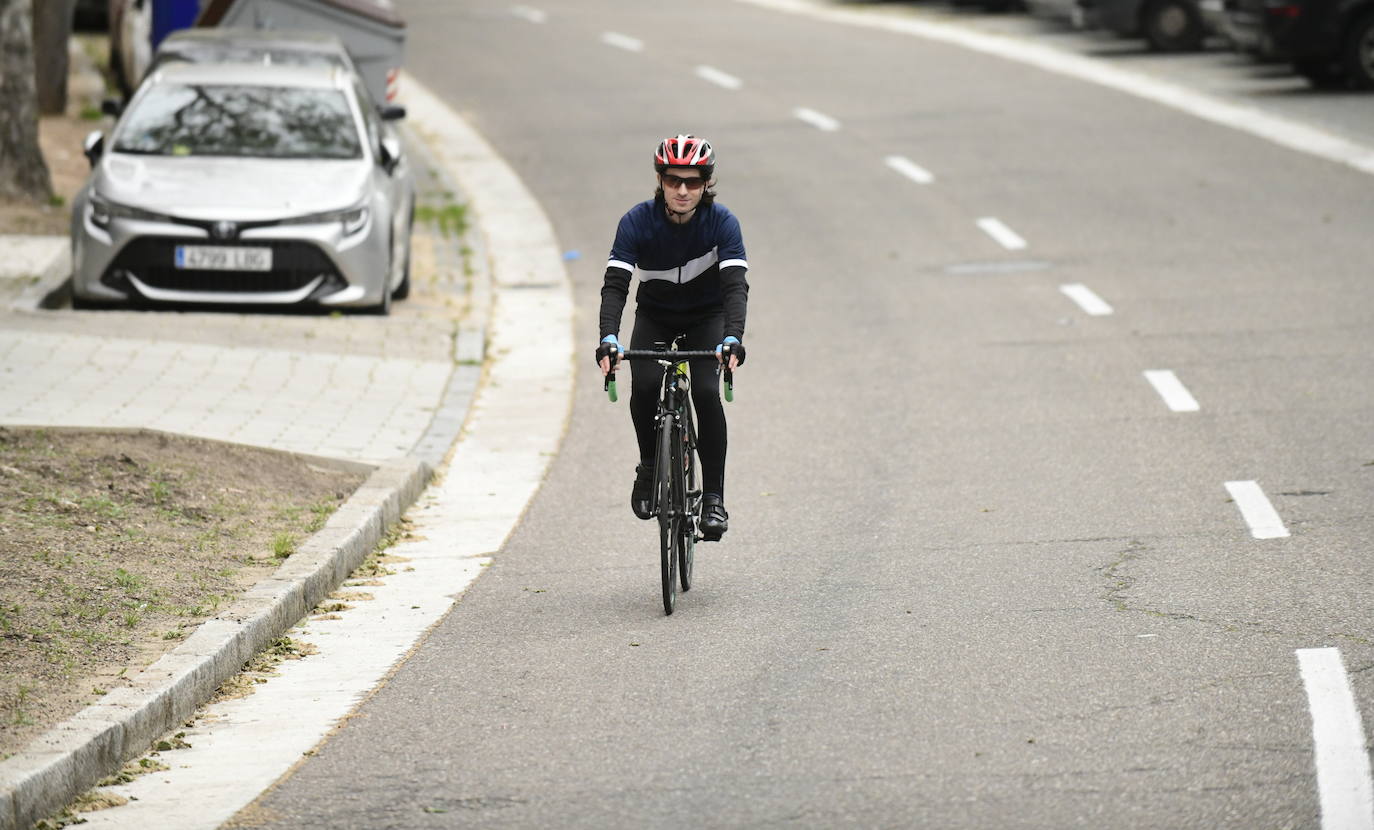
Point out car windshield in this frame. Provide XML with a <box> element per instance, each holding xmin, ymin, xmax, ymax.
<box><xmin>112</xmin><ymin>83</ymin><xmax>362</xmax><ymax>159</ymax></box>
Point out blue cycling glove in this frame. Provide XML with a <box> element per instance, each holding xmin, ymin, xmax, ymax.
<box><xmin>716</xmin><ymin>336</ymin><xmax>745</xmax><ymax>367</ymax></box>
<box><xmin>596</xmin><ymin>334</ymin><xmax>622</xmax><ymax>367</ymax></box>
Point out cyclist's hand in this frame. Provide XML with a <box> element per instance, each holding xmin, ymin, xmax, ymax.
<box><xmin>596</xmin><ymin>335</ymin><xmax>622</xmax><ymax>376</ymax></box>
<box><xmin>716</xmin><ymin>336</ymin><xmax>744</xmax><ymax>370</ymax></box>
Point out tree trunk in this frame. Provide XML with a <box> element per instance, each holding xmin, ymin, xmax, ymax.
<box><xmin>0</xmin><ymin>0</ymin><xmax>54</xmax><ymax>203</ymax></box>
<box><xmin>32</xmin><ymin>0</ymin><xmax>75</xmax><ymax>115</ymax></box>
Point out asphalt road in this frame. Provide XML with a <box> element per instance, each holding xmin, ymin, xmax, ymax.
<box><xmin>248</xmin><ymin>1</ymin><xmax>1374</xmax><ymax>827</ymax></box>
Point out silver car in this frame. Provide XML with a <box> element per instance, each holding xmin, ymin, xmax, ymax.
<box><xmin>72</xmin><ymin>61</ymin><xmax>413</xmax><ymax>313</ymax></box>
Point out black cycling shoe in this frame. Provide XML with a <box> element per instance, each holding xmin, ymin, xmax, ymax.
<box><xmin>631</xmin><ymin>464</ymin><xmax>654</xmax><ymax>520</ymax></box>
<box><xmin>700</xmin><ymin>494</ymin><xmax>728</xmax><ymax>541</ymax></box>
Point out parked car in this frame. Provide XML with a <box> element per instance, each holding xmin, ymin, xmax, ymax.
<box><xmin>1085</xmin><ymin>0</ymin><xmax>1210</xmax><ymax>49</ymax></box>
<box><xmin>146</xmin><ymin>28</ymin><xmax>406</xmax><ymax>121</ymax></box>
<box><xmin>72</xmin><ymin>62</ymin><xmax>414</xmax><ymax>313</ymax></box>
<box><xmin>1225</xmin><ymin>0</ymin><xmax>1374</xmax><ymax>87</ymax></box>
<box><xmin>1025</xmin><ymin>0</ymin><xmax>1090</xmax><ymax>26</ymax></box>
<box><xmin>151</xmin><ymin>28</ymin><xmax>352</xmax><ymax>75</ymax></box>
<box><xmin>108</xmin><ymin>0</ymin><xmax>153</xmax><ymax>95</ymax></box>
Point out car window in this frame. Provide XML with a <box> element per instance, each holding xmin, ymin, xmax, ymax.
<box><xmin>112</xmin><ymin>83</ymin><xmax>363</xmax><ymax>159</ymax></box>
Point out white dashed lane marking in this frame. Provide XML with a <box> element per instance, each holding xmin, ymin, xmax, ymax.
<box><xmin>976</xmin><ymin>217</ymin><xmax>1027</xmax><ymax>250</ymax></box>
<box><xmin>696</xmin><ymin>65</ymin><xmax>743</xmax><ymax>90</ymax></box>
<box><xmin>793</xmin><ymin>107</ymin><xmax>841</xmax><ymax>132</ymax></box>
<box><xmin>1224</xmin><ymin>480</ymin><xmax>1290</xmax><ymax>539</ymax></box>
<box><xmin>1297</xmin><ymin>648</ymin><xmax>1374</xmax><ymax>830</ymax></box>
<box><xmin>602</xmin><ymin>32</ymin><xmax>644</xmax><ymax>52</ymax></box>
<box><xmin>1143</xmin><ymin>370</ymin><xmax>1200</xmax><ymax>412</ymax></box>
<box><xmin>1058</xmin><ymin>283</ymin><xmax>1113</xmax><ymax>316</ymax></box>
<box><xmin>884</xmin><ymin>155</ymin><xmax>935</xmax><ymax>184</ymax></box>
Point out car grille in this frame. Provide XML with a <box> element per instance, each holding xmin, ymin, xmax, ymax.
<box><xmin>104</xmin><ymin>238</ymin><xmax>340</xmax><ymax>294</ymax></box>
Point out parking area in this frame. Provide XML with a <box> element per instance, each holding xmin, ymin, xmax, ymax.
<box><xmin>842</xmin><ymin>0</ymin><xmax>1374</xmax><ymax>147</ymax></box>
<box><xmin>0</xmin><ymin>125</ymin><xmax>483</xmax><ymax>466</ymax></box>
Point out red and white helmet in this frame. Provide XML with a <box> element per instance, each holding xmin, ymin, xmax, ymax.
<box><xmin>654</xmin><ymin>134</ymin><xmax>714</xmax><ymax>178</ymax></box>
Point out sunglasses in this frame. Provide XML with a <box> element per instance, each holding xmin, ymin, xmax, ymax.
<box><xmin>660</xmin><ymin>174</ymin><xmax>707</xmax><ymax>191</ymax></box>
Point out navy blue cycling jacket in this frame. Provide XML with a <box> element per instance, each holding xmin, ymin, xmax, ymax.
<box><xmin>599</xmin><ymin>195</ymin><xmax>750</xmax><ymax>341</ymax></box>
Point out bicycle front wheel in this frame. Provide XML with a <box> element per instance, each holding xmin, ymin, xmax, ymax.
<box><xmin>657</xmin><ymin>418</ymin><xmax>678</xmax><ymax>615</ymax></box>
<box><xmin>678</xmin><ymin>406</ymin><xmax>697</xmax><ymax>592</ymax></box>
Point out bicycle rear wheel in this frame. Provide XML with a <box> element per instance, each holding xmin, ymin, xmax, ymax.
<box><xmin>657</xmin><ymin>419</ymin><xmax>678</xmax><ymax>615</ymax></box>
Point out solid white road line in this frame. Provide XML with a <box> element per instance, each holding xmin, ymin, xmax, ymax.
<box><xmin>1059</xmin><ymin>283</ymin><xmax>1114</xmax><ymax>316</ymax></box>
<box><xmin>976</xmin><ymin>217</ymin><xmax>1027</xmax><ymax>250</ymax></box>
<box><xmin>510</xmin><ymin>5</ymin><xmax>546</xmax><ymax>22</ymax></box>
<box><xmin>1224</xmin><ymin>480</ymin><xmax>1290</xmax><ymax>539</ymax></box>
<box><xmin>1143</xmin><ymin>370</ymin><xmax>1200</xmax><ymax>412</ymax></box>
<box><xmin>885</xmin><ymin>155</ymin><xmax>935</xmax><ymax>184</ymax></box>
<box><xmin>1297</xmin><ymin>648</ymin><xmax>1374</xmax><ymax>830</ymax></box>
<box><xmin>696</xmin><ymin>65</ymin><xmax>743</xmax><ymax>90</ymax></box>
<box><xmin>602</xmin><ymin>31</ymin><xmax>644</xmax><ymax>52</ymax></box>
<box><xmin>734</xmin><ymin>0</ymin><xmax>1374</xmax><ymax>177</ymax></box>
<box><xmin>794</xmin><ymin>107</ymin><xmax>841</xmax><ymax>132</ymax></box>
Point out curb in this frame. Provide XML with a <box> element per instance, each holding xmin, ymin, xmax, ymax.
<box><xmin>3</xmin><ymin>242</ymin><xmax>70</xmax><ymax>313</ymax></box>
<box><xmin>0</xmin><ymin>451</ymin><xmax>431</xmax><ymax>830</ymax></box>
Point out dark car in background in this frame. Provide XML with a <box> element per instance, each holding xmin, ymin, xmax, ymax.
<box><xmin>1087</xmin><ymin>0</ymin><xmax>1210</xmax><ymax>49</ymax></box>
<box><xmin>1226</xmin><ymin>0</ymin><xmax>1374</xmax><ymax>86</ymax></box>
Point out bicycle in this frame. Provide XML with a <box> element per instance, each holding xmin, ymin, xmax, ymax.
<box><xmin>604</xmin><ymin>343</ymin><xmax>735</xmax><ymax>615</ymax></box>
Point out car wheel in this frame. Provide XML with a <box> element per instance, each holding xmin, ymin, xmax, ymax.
<box><xmin>1143</xmin><ymin>0</ymin><xmax>1205</xmax><ymax>51</ymax></box>
<box><xmin>392</xmin><ymin>250</ymin><xmax>411</xmax><ymax>300</ymax></box>
<box><xmin>363</xmin><ymin>278</ymin><xmax>392</xmax><ymax>315</ymax></box>
<box><xmin>392</xmin><ymin>209</ymin><xmax>413</xmax><ymax>300</ymax></box>
<box><xmin>1294</xmin><ymin>57</ymin><xmax>1349</xmax><ymax>89</ymax></box>
<box><xmin>1344</xmin><ymin>12</ymin><xmax>1374</xmax><ymax>90</ymax></box>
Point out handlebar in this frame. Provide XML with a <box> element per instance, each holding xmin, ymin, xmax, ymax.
<box><xmin>603</xmin><ymin>347</ymin><xmax>735</xmax><ymax>403</ymax></box>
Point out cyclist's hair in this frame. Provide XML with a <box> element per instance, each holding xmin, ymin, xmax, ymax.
<box><xmin>653</xmin><ymin>185</ymin><xmax>716</xmax><ymax>208</ymax></box>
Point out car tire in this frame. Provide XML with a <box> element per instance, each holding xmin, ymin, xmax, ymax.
<box><xmin>1344</xmin><ymin>12</ymin><xmax>1374</xmax><ymax>90</ymax></box>
<box><xmin>392</xmin><ymin>251</ymin><xmax>411</xmax><ymax>300</ymax></box>
<box><xmin>1143</xmin><ymin>0</ymin><xmax>1206</xmax><ymax>51</ymax></box>
<box><xmin>1294</xmin><ymin>57</ymin><xmax>1349</xmax><ymax>89</ymax></box>
<box><xmin>364</xmin><ymin>281</ymin><xmax>392</xmax><ymax>315</ymax></box>
<box><xmin>392</xmin><ymin>209</ymin><xmax>413</xmax><ymax>300</ymax></box>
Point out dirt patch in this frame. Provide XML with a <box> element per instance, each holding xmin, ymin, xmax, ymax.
<box><xmin>0</xmin><ymin>426</ymin><xmax>367</xmax><ymax>760</ymax></box>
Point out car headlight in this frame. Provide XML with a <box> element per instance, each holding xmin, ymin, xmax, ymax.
<box><xmin>89</xmin><ymin>195</ymin><xmax>169</xmax><ymax>229</ymax></box>
<box><xmin>282</xmin><ymin>204</ymin><xmax>370</xmax><ymax>236</ymax></box>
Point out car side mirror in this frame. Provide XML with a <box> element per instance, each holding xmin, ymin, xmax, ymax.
<box><xmin>83</xmin><ymin>131</ymin><xmax>105</xmax><ymax>166</ymax></box>
<box><xmin>101</xmin><ymin>98</ymin><xmax>122</xmax><ymax>117</ymax></box>
<box><xmin>379</xmin><ymin>135</ymin><xmax>402</xmax><ymax>173</ymax></box>
<box><xmin>378</xmin><ymin>104</ymin><xmax>406</xmax><ymax>121</ymax></box>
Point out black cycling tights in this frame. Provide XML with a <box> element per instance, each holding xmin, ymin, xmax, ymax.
<box><xmin>628</xmin><ymin>308</ymin><xmax>727</xmax><ymax>500</ymax></box>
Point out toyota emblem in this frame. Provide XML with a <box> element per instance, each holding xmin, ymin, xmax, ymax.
<box><xmin>211</xmin><ymin>221</ymin><xmax>238</xmax><ymax>240</ymax></box>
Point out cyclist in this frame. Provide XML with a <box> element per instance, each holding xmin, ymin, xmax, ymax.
<box><xmin>596</xmin><ymin>134</ymin><xmax>749</xmax><ymax>541</ymax></box>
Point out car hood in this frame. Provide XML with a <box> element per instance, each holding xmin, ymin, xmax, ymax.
<box><xmin>94</xmin><ymin>154</ymin><xmax>372</xmax><ymax>221</ymax></box>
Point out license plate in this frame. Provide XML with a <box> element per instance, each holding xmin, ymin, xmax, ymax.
<box><xmin>174</xmin><ymin>245</ymin><xmax>272</xmax><ymax>272</ymax></box>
